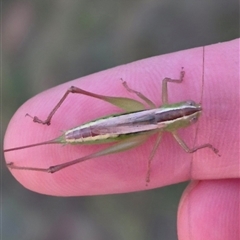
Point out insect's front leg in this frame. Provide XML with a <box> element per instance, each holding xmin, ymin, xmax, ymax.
<box><xmin>172</xmin><ymin>131</ymin><xmax>220</xmax><ymax>156</ymax></box>
<box><xmin>162</xmin><ymin>69</ymin><xmax>185</xmax><ymax>105</ymax></box>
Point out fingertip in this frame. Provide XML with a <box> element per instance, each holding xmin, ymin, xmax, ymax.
<box><xmin>177</xmin><ymin>179</ymin><xmax>240</xmax><ymax>240</ymax></box>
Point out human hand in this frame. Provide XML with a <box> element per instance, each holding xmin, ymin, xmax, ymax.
<box><xmin>4</xmin><ymin>39</ymin><xmax>239</xmax><ymax>239</ymax></box>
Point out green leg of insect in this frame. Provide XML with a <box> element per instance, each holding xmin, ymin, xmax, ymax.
<box><xmin>162</xmin><ymin>69</ymin><xmax>185</xmax><ymax>104</ymax></box>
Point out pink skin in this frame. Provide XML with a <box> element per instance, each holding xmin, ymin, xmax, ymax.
<box><xmin>4</xmin><ymin>39</ymin><xmax>239</xmax><ymax>238</ymax></box>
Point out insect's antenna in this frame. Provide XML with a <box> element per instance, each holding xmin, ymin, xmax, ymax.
<box><xmin>188</xmin><ymin>46</ymin><xmax>206</xmax><ymax>239</ymax></box>
<box><xmin>192</xmin><ymin>46</ymin><xmax>205</xmax><ymax>163</ymax></box>
<box><xmin>200</xmin><ymin>46</ymin><xmax>205</xmax><ymax>105</ymax></box>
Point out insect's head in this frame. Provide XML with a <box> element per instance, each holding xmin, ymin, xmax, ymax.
<box><xmin>162</xmin><ymin>101</ymin><xmax>202</xmax><ymax>131</ymax></box>
<box><xmin>182</xmin><ymin>100</ymin><xmax>202</xmax><ymax>126</ymax></box>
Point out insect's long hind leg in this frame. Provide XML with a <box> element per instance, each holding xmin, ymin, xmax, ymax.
<box><xmin>172</xmin><ymin>131</ymin><xmax>220</xmax><ymax>156</ymax></box>
<box><xmin>27</xmin><ymin>86</ymin><xmax>146</xmax><ymax>126</ymax></box>
<box><xmin>7</xmin><ymin>133</ymin><xmax>151</xmax><ymax>173</ymax></box>
<box><xmin>27</xmin><ymin>86</ymin><xmax>90</xmax><ymax>125</ymax></box>
<box><xmin>162</xmin><ymin>69</ymin><xmax>185</xmax><ymax>105</ymax></box>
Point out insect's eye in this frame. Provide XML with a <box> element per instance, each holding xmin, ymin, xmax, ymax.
<box><xmin>186</xmin><ymin>100</ymin><xmax>196</xmax><ymax>106</ymax></box>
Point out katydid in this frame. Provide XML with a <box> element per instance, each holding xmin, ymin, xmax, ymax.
<box><xmin>4</xmin><ymin>60</ymin><xmax>220</xmax><ymax>184</ymax></box>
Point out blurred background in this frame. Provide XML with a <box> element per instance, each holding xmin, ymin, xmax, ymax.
<box><xmin>2</xmin><ymin>0</ymin><xmax>239</xmax><ymax>239</ymax></box>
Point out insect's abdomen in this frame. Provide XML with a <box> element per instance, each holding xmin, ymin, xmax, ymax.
<box><xmin>65</xmin><ymin>123</ymin><xmax>119</xmax><ymax>143</ymax></box>
<box><xmin>64</xmin><ymin>110</ymin><xmax>159</xmax><ymax>144</ymax></box>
